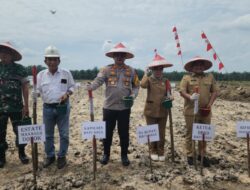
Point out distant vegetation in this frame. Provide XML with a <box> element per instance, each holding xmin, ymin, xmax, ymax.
<box><xmin>25</xmin><ymin>65</ymin><xmax>250</xmax><ymax>81</ymax></box>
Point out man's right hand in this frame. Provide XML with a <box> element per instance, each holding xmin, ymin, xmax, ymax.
<box><xmin>190</xmin><ymin>93</ymin><xmax>200</xmax><ymax>101</ymax></box>
<box><xmin>144</xmin><ymin>67</ymin><xmax>151</xmax><ymax>76</ymax></box>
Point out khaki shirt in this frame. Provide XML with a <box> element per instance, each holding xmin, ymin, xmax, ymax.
<box><xmin>141</xmin><ymin>75</ymin><xmax>168</xmax><ymax>118</ymax></box>
<box><xmin>90</xmin><ymin>63</ymin><xmax>140</xmax><ymax>110</ymax></box>
<box><xmin>180</xmin><ymin>73</ymin><xmax>218</xmax><ymax>116</ymax></box>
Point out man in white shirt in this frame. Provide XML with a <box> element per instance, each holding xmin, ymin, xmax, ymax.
<box><xmin>36</xmin><ymin>45</ymin><xmax>75</xmax><ymax>169</ymax></box>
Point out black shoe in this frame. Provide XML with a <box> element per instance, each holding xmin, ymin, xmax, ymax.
<box><xmin>121</xmin><ymin>155</ymin><xmax>130</xmax><ymax>166</ymax></box>
<box><xmin>187</xmin><ymin>156</ymin><xmax>193</xmax><ymax>165</ymax></box>
<box><xmin>43</xmin><ymin>156</ymin><xmax>55</xmax><ymax>168</ymax></box>
<box><xmin>0</xmin><ymin>144</ymin><xmax>6</xmax><ymax>168</ymax></box>
<box><xmin>57</xmin><ymin>157</ymin><xmax>67</xmax><ymax>169</ymax></box>
<box><xmin>18</xmin><ymin>149</ymin><xmax>29</xmax><ymax>164</ymax></box>
<box><xmin>100</xmin><ymin>154</ymin><xmax>109</xmax><ymax>165</ymax></box>
<box><xmin>198</xmin><ymin>155</ymin><xmax>211</xmax><ymax>167</ymax></box>
<box><xmin>0</xmin><ymin>158</ymin><xmax>6</xmax><ymax>168</ymax></box>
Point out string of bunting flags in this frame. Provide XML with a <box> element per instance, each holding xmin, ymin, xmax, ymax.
<box><xmin>201</xmin><ymin>31</ymin><xmax>225</xmax><ymax>71</ymax></box>
<box><xmin>172</xmin><ymin>26</ymin><xmax>183</xmax><ymax>65</ymax></box>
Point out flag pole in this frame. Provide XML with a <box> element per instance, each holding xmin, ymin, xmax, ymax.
<box><xmin>193</xmin><ymin>87</ymin><xmax>199</xmax><ymax>170</ymax></box>
<box><xmin>87</xmin><ymin>83</ymin><xmax>97</xmax><ymax>180</ymax></box>
<box><xmin>31</xmin><ymin>66</ymin><xmax>38</xmax><ymax>188</ymax></box>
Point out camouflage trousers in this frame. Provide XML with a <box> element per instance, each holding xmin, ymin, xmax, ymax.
<box><xmin>0</xmin><ymin>112</ymin><xmax>26</xmax><ymax>148</ymax></box>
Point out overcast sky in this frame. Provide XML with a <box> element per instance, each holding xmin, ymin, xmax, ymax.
<box><xmin>1</xmin><ymin>0</ymin><xmax>249</xmax><ymax>72</ymax></box>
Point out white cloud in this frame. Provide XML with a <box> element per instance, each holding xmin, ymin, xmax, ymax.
<box><xmin>222</xmin><ymin>14</ymin><xmax>250</xmax><ymax>30</ymax></box>
<box><xmin>0</xmin><ymin>0</ymin><xmax>249</xmax><ymax>72</ymax></box>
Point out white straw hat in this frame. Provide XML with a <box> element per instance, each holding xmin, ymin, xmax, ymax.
<box><xmin>184</xmin><ymin>56</ymin><xmax>212</xmax><ymax>72</ymax></box>
<box><xmin>0</xmin><ymin>41</ymin><xmax>22</xmax><ymax>61</ymax></box>
<box><xmin>148</xmin><ymin>53</ymin><xmax>173</xmax><ymax>68</ymax></box>
<box><xmin>105</xmin><ymin>42</ymin><xmax>134</xmax><ymax>59</ymax></box>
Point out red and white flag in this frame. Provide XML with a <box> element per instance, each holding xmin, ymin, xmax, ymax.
<box><xmin>172</xmin><ymin>26</ymin><xmax>183</xmax><ymax>65</ymax></box>
<box><xmin>201</xmin><ymin>31</ymin><xmax>224</xmax><ymax>71</ymax></box>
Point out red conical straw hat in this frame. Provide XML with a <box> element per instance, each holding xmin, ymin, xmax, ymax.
<box><xmin>105</xmin><ymin>42</ymin><xmax>134</xmax><ymax>59</ymax></box>
<box><xmin>0</xmin><ymin>41</ymin><xmax>22</xmax><ymax>61</ymax></box>
<box><xmin>184</xmin><ymin>56</ymin><xmax>212</xmax><ymax>72</ymax></box>
<box><xmin>148</xmin><ymin>52</ymin><xmax>173</xmax><ymax>68</ymax></box>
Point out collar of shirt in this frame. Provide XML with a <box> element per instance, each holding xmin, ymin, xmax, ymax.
<box><xmin>152</xmin><ymin>75</ymin><xmax>163</xmax><ymax>81</ymax></box>
<box><xmin>112</xmin><ymin>63</ymin><xmax>128</xmax><ymax>70</ymax></box>
<box><xmin>192</xmin><ymin>72</ymin><xmax>206</xmax><ymax>77</ymax></box>
<box><xmin>45</xmin><ymin>68</ymin><xmax>62</xmax><ymax>76</ymax></box>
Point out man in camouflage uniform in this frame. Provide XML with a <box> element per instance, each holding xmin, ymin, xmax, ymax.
<box><xmin>87</xmin><ymin>42</ymin><xmax>140</xmax><ymax>166</ymax></box>
<box><xmin>180</xmin><ymin>56</ymin><xmax>218</xmax><ymax>167</ymax></box>
<box><xmin>0</xmin><ymin>42</ymin><xmax>29</xmax><ymax>168</ymax></box>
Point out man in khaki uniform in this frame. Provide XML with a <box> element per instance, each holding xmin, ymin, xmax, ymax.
<box><xmin>180</xmin><ymin>56</ymin><xmax>218</xmax><ymax>167</ymax></box>
<box><xmin>141</xmin><ymin>52</ymin><xmax>173</xmax><ymax>161</ymax></box>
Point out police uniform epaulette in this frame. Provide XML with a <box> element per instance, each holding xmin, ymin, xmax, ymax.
<box><xmin>100</xmin><ymin>65</ymin><xmax>112</xmax><ymax>73</ymax></box>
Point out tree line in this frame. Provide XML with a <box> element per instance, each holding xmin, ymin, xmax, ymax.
<box><xmin>25</xmin><ymin>65</ymin><xmax>250</xmax><ymax>81</ymax></box>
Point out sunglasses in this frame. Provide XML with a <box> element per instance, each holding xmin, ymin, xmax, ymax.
<box><xmin>152</xmin><ymin>67</ymin><xmax>164</xmax><ymax>71</ymax></box>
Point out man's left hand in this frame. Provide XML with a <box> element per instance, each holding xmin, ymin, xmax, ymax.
<box><xmin>60</xmin><ymin>93</ymin><xmax>69</xmax><ymax>103</ymax></box>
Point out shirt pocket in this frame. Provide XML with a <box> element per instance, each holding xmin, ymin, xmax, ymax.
<box><xmin>107</xmin><ymin>77</ymin><xmax>117</xmax><ymax>86</ymax></box>
<box><xmin>189</xmin><ymin>81</ymin><xmax>199</xmax><ymax>93</ymax></box>
<box><xmin>204</xmin><ymin>80</ymin><xmax>212</xmax><ymax>86</ymax></box>
<box><xmin>123</xmin><ymin>77</ymin><xmax>131</xmax><ymax>89</ymax></box>
<box><xmin>60</xmin><ymin>78</ymin><xmax>68</xmax><ymax>91</ymax></box>
<box><xmin>204</xmin><ymin>80</ymin><xmax>212</xmax><ymax>92</ymax></box>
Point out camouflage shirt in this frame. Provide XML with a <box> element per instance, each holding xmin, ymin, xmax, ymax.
<box><xmin>0</xmin><ymin>62</ymin><xmax>29</xmax><ymax>113</ymax></box>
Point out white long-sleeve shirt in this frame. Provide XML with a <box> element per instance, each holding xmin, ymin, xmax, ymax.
<box><xmin>37</xmin><ymin>68</ymin><xmax>75</xmax><ymax>104</ymax></box>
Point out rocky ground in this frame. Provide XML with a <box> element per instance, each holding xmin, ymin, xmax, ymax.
<box><xmin>0</xmin><ymin>81</ymin><xmax>250</xmax><ymax>190</ymax></box>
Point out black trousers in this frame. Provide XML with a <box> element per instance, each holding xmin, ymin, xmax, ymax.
<box><xmin>103</xmin><ymin>108</ymin><xmax>131</xmax><ymax>156</ymax></box>
<box><xmin>0</xmin><ymin>112</ymin><xmax>26</xmax><ymax>148</ymax></box>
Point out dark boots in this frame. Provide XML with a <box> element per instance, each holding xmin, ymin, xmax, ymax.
<box><xmin>121</xmin><ymin>146</ymin><xmax>130</xmax><ymax>166</ymax></box>
<box><xmin>0</xmin><ymin>144</ymin><xmax>6</xmax><ymax>168</ymax></box>
<box><xmin>121</xmin><ymin>154</ymin><xmax>130</xmax><ymax>166</ymax></box>
<box><xmin>0</xmin><ymin>144</ymin><xmax>29</xmax><ymax>167</ymax></box>
<box><xmin>18</xmin><ymin>147</ymin><xmax>29</xmax><ymax>164</ymax></box>
<box><xmin>100</xmin><ymin>154</ymin><xmax>110</xmax><ymax>165</ymax></box>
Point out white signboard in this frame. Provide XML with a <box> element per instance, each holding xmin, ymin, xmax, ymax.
<box><xmin>81</xmin><ymin>121</ymin><xmax>106</xmax><ymax>140</ymax></box>
<box><xmin>236</xmin><ymin>121</ymin><xmax>250</xmax><ymax>138</ymax></box>
<box><xmin>192</xmin><ymin>123</ymin><xmax>215</xmax><ymax>141</ymax></box>
<box><xmin>136</xmin><ymin>124</ymin><xmax>160</xmax><ymax>144</ymax></box>
<box><xmin>18</xmin><ymin>124</ymin><xmax>45</xmax><ymax>144</ymax></box>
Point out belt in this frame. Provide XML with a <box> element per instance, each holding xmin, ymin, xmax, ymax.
<box><xmin>44</xmin><ymin>103</ymin><xmax>60</xmax><ymax>108</ymax></box>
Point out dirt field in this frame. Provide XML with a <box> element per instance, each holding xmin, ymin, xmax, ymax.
<box><xmin>1</xmin><ymin>81</ymin><xmax>250</xmax><ymax>190</ymax></box>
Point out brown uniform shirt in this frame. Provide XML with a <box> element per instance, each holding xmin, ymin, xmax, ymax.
<box><xmin>180</xmin><ymin>73</ymin><xmax>218</xmax><ymax>116</ymax></box>
<box><xmin>141</xmin><ymin>75</ymin><xmax>168</xmax><ymax>118</ymax></box>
